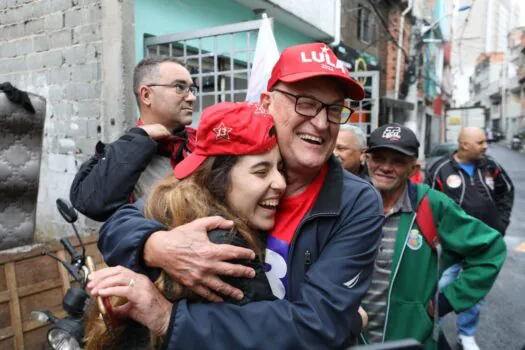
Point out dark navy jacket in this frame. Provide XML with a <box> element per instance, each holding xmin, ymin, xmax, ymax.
<box><xmin>98</xmin><ymin>157</ymin><xmax>384</xmax><ymax>349</ymax></box>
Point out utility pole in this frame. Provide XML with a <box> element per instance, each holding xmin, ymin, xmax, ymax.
<box><xmin>501</xmin><ymin>42</ymin><xmax>509</xmax><ymax>138</ymax></box>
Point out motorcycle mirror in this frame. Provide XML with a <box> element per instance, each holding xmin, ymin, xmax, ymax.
<box><xmin>31</xmin><ymin>310</ymin><xmax>59</xmax><ymax>324</ymax></box>
<box><xmin>56</xmin><ymin>198</ymin><xmax>78</xmax><ymax>224</ymax></box>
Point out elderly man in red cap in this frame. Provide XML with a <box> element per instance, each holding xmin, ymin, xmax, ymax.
<box><xmin>90</xmin><ymin>43</ymin><xmax>383</xmax><ymax>349</ymax></box>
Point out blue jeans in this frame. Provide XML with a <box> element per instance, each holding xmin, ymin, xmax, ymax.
<box><xmin>438</xmin><ymin>263</ymin><xmax>483</xmax><ymax>336</ymax></box>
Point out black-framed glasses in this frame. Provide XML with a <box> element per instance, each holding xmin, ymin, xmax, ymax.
<box><xmin>145</xmin><ymin>82</ymin><xmax>198</xmax><ymax>96</ymax></box>
<box><xmin>272</xmin><ymin>88</ymin><xmax>354</xmax><ymax>124</ymax></box>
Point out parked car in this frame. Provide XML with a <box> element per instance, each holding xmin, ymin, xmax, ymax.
<box><xmin>422</xmin><ymin>143</ymin><xmax>457</xmax><ymax>171</ymax></box>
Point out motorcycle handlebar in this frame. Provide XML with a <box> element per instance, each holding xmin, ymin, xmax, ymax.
<box><xmin>60</xmin><ymin>237</ymin><xmax>82</xmax><ymax>263</ymax></box>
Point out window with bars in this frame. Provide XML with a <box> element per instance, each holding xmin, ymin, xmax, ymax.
<box><xmin>143</xmin><ymin>19</ymin><xmax>379</xmax><ymax>132</ymax></box>
<box><xmin>144</xmin><ymin>21</ymin><xmax>262</xmax><ymax>123</ymax></box>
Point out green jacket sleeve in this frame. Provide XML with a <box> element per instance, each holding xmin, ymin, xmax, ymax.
<box><xmin>432</xmin><ymin>190</ymin><xmax>507</xmax><ymax>312</ymax></box>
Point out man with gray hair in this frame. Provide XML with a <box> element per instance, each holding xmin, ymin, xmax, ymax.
<box><xmin>70</xmin><ymin>56</ymin><xmax>197</xmax><ymax>221</ymax></box>
<box><xmin>334</xmin><ymin>124</ymin><xmax>368</xmax><ymax>178</ymax></box>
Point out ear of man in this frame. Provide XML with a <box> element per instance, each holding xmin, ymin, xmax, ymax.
<box><xmin>139</xmin><ymin>85</ymin><xmax>152</xmax><ymax>108</ymax></box>
<box><xmin>259</xmin><ymin>91</ymin><xmax>272</xmax><ymax>109</ymax></box>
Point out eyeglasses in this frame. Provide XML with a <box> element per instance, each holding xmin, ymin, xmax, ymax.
<box><xmin>272</xmin><ymin>88</ymin><xmax>354</xmax><ymax>124</ymax></box>
<box><xmin>146</xmin><ymin>82</ymin><xmax>198</xmax><ymax>96</ymax></box>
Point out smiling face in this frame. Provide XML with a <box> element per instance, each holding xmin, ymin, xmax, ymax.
<box><xmin>263</xmin><ymin>77</ymin><xmax>345</xmax><ymax>174</ymax></box>
<box><xmin>227</xmin><ymin>146</ymin><xmax>286</xmax><ymax>231</ymax></box>
<box><xmin>366</xmin><ymin>148</ymin><xmax>417</xmax><ymax>194</ymax></box>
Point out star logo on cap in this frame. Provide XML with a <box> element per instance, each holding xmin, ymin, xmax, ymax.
<box><xmin>321</xmin><ymin>45</ymin><xmax>329</xmax><ymax>54</ymax></box>
<box><xmin>213</xmin><ymin>122</ymin><xmax>232</xmax><ymax>140</ymax></box>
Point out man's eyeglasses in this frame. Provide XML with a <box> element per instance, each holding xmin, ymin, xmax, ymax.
<box><xmin>146</xmin><ymin>82</ymin><xmax>198</xmax><ymax>96</ymax></box>
<box><xmin>272</xmin><ymin>88</ymin><xmax>354</xmax><ymax>124</ymax></box>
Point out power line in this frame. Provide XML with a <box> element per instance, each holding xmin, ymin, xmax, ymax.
<box><xmin>366</xmin><ymin>0</ymin><xmax>410</xmax><ymax>62</ymax></box>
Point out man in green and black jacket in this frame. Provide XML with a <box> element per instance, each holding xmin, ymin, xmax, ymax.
<box><xmin>359</xmin><ymin>123</ymin><xmax>507</xmax><ymax>349</ymax></box>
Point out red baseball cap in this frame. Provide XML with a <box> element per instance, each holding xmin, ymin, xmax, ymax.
<box><xmin>174</xmin><ymin>102</ymin><xmax>277</xmax><ymax>179</ymax></box>
<box><xmin>267</xmin><ymin>43</ymin><xmax>365</xmax><ymax>100</ymax></box>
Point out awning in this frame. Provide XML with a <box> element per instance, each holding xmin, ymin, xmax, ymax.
<box><xmin>333</xmin><ymin>44</ymin><xmax>380</xmax><ymax>72</ymax></box>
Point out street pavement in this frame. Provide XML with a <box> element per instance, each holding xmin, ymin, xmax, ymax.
<box><xmin>442</xmin><ymin>143</ymin><xmax>525</xmax><ymax>349</ymax></box>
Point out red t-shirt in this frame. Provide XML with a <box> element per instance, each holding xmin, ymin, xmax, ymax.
<box><xmin>264</xmin><ymin>164</ymin><xmax>328</xmax><ymax>299</ymax></box>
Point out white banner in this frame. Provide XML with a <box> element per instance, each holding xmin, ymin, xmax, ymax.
<box><xmin>246</xmin><ymin>15</ymin><xmax>279</xmax><ymax>102</ymax></box>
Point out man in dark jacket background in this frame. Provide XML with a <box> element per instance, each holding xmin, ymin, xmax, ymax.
<box><xmin>426</xmin><ymin>126</ymin><xmax>514</xmax><ymax>350</ymax></box>
<box><xmin>69</xmin><ymin>56</ymin><xmax>197</xmax><ymax>221</ymax></box>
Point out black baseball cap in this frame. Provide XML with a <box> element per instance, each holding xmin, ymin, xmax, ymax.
<box><xmin>367</xmin><ymin>123</ymin><xmax>419</xmax><ymax>157</ymax></box>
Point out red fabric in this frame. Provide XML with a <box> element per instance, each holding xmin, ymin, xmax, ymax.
<box><xmin>436</xmin><ymin>178</ymin><xmax>444</xmax><ymax>191</ymax></box>
<box><xmin>410</xmin><ymin>171</ymin><xmax>423</xmax><ymax>184</ymax></box>
<box><xmin>270</xmin><ymin>164</ymin><xmax>328</xmax><ymax>244</ymax></box>
<box><xmin>136</xmin><ymin>119</ymin><xmax>196</xmax><ymax>169</ymax></box>
<box><xmin>433</xmin><ymin>94</ymin><xmax>443</xmax><ymax>116</ymax></box>
<box><xmin>174</xmin><ymin>102</ymin><xmax>277</xmax><ymax>179</ymax></box>
<box><xmin>267</xmin><ymin>43</ymin><xmax>365</xmax><ymax>100</ymax></box>
<box><xmin>416</xmin><ymin>195</ymin><xmax>439</xmax><ymax>250</ymax></box>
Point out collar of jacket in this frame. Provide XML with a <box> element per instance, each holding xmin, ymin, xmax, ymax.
<box><xmin>407</xmin><ymin>181</ymin><xmax>433</xmax><ymax>212</ymax></box>
<box><xmin>448</xmin><ymin>151</ymin><xmax>487</xmax><ymax>169</ymax></box>
<box><xmin>306</xmin><ymin>156</ymin><xmax>344</xmax><ymax>217</ymax></box>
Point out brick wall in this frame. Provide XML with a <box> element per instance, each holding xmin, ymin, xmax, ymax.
<box><xmin>340</xmin><ymin>0</ymin><xmax>381</xmax><ymax>60</ymax></box>
<box><xmin>381</xmin><ymin>6</ymin><xmax>412</xmax><ymax>98</ymax></box>
<box><xmin>0</xmin><ymin>0</ymin><xmax>105</xmax><ymax>240</ymax></box>
<box><xmin>340</xmin><ymin>0</ymin><xmax>412</xmax><ymax>98</ymax></box>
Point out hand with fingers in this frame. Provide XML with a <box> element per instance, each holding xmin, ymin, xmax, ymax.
<box><xmin>143</xmin><ymin>216</ymin><xmax>257</xmax><ymax>302</ymax></box>
<box><xmin>358</xmin><ymin>306</ymin><xmax>369</xmax><ymax>328</ymax></box>
<box><xmin>87</xmin><ymin>266</ymin><xmax>173</xmax><ymax>337</ymax></box>
<box><xmin>139</xmin><ymin>123</ymin><xmax>172</xmax><ymax>140</ymax></box>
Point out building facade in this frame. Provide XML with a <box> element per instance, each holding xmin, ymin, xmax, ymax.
<box><xmin>0</xmin><ymin>0</ymin><xmax>341</xmax><ymax>240</ymax></box>
<box><xmin>451</xmin><ymin>0</ymin><xmax>520</xmax><ymax>105</ymax></box>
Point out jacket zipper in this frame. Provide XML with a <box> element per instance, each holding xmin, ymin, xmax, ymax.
<box><xmin>458</xmin><ymin>171</ymin><xmax>467</xmax><ymax>205</ymax></box>
<box><xmin>286</xmin><ymin>212</ymin><xmax>337</xmax><ymax>297</ymax></box>
<box><xmin>477</xmin><ymin>169</ymin><xmax>494</xmax><ymax>202</ymax></box>
<box><xmin>382</xmin><ymin>214</ymin><xmax>416</xmax><ymax>342</ymax></box>
<box><xmin>304</xmin><ymin>250</ymin><xmax>312</xmax><ymax>267</ymax></box>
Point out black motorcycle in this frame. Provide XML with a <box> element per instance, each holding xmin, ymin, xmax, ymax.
<box><xmin>31</xmin><ymin>199</ymin><xmax>94</xmax><ymax>350</ymax></box>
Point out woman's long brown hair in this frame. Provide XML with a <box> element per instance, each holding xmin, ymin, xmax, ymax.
<box><xmin>84</xmin><ymin>156</ymin><xmax>266</xmax><ymax>349</ymax></box>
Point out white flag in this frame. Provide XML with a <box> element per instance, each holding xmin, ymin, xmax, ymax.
<box><xmin>246</xmin><ymin>15</ymin><xmax>279</xmax><ymax>102</ymax></box>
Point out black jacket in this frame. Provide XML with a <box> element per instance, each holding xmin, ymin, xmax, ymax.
<box><xmin>425</xmin><ymin>153</ymin><xmax>514</xmax><ymax>235</ymax></box>
<box><xmin>206</xmin><ymin>229</ymin><xmax>275</xmax><ymax>304</ymax></box>
<box><xmin>70</xmin><ymin>128</ymin><xmax>192</xmax><ymax>222</ymax></box>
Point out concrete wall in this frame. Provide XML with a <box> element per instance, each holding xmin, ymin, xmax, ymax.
<box><xmin>268</xmin><ymin>0</ymin><xmax>337</xmax><ymax>38</ymax></box>
<box><xmin>0</xmin><ymin>92</ymin><xmax>46</xmax><ymax>250</ymax></box>
<box><xmin>0</xmin><ymin>0</ymin><xmax>135</xmax><ymax>240</ymax></box>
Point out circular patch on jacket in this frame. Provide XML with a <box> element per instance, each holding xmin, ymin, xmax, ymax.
<box><xmin>446</xmin><ymin>174</ymin><xmax>462</xmax><ymax>188</ymax></box>
<box><xmin>407</xmin><ymin>229</ymin><xmax>423</xmax><ymax>250</ymax></box>
<box><xmin>484</xmin><ymin>174</ymin><xmax>494</xmax><ymax>190</ymax></box>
